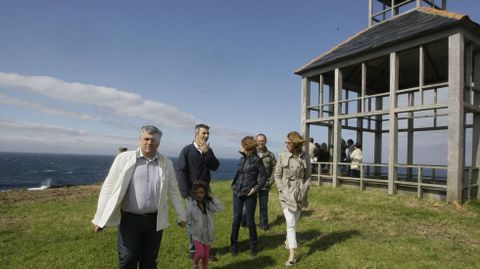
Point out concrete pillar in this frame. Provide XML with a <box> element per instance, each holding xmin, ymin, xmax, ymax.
<box><xmin>333</xmin><ymin>68</ymin><xmax>342</xmax><ymax>187</ymax></box>
<box><xmin>447</xmin><ymin>33</ymin><xmax>465</xmax><ymax>203</ymax></box>
<box><xmin>388</xmin><ymin>52</ymin><xmax>399</xmax><ymax>195</ymax></box>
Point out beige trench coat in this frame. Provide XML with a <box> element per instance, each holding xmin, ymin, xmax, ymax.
<box><xmin>274</xmin><ymin>151</ymin><xmax>311</xmax><ymax>212</ymax></box>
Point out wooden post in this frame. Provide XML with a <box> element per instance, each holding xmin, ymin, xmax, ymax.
<box><xmin>420</xmin><ymin>46</ymin><xmax>425</xmax><ymax>105</ymax></box>
<box><xmin>474</xmin><ymin>47</ymin><xmax>480</xmax><ymax>198</ymax></box>
<box><xmin>361</xmin><ymin>63</ymin><xmax>367</xmax><ymax>113</ymax></box>
<box><xmin>447</xmin><ymin>33</ymin><xmax>465</xmax><ymax>203</ymax></box>
<box><xmin>329</xmin><ymin>82</ymin><xmax>335</xmax><ymax>168</ymax></box>
<box><xmin>333</xmin><ymin>68</ymin><xmax>343</xmax><ymax>187</ymax></box>
<box><xmin>374</xmin><ymin>97</ymin><xmax>383</xmax><ymax>176</ymax></box>
<box><xmin>391</xmin><ymin>0</ymin><xmax>395</xmax><ymax>17</ymax></box>
<box><xmin>319</xmin><ymin>74</ymin><xmax>324</xmax><ymax>118</ymax></box>
<box><xmin>301</xmin><ymin>77</ymin><xmax>311</xmax><ymax>148</ymax></box>
<box><xmin>369</xmin><ymin>0</ymin><xmax>373</xmax><ymax>27</ymax></box>
<box><xmin>388</xmin><ymin>52</ymin><xmax>399</xmax><ymax>195</ymax></box>
<box><xmin>407</xmin><ymin>91</ymin><xmax>414</xmax><ymax>179</ymax></box>
<box><xmin>465</xmin><ymin>44</ymin><xmax>473</xmax><ymax>105</ymax></box>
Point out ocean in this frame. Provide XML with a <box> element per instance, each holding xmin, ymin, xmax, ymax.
<box><xmin>0</xmin><ymin>152</ymin><xmax>239</xmax><ymax>191</ymax></box>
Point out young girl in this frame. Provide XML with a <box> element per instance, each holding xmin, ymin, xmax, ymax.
<box><xmin>188</xmin><ymin>181</ymin><xmax>223</xmax><ymax>269</ymax></box>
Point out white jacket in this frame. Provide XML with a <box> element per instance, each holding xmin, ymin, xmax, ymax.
<box><xmin>350</xmin><ymin>148</ymin><xmax>363</xmax><ymax>170</ymax></box>
<box><xmin>92</xmin><ymin>150</ymin><xmax>186</xmax><ymax>231</ymax></box>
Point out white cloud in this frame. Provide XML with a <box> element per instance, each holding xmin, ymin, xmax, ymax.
<box><xmin>0</xmin><ymin>71</ymin><xmax>252</xmax><ymax>156</ymax></box>
<box><xmin>0</xmin><ymin>92</ymin><xmax>100</xmax><ymax>121</ymax></box>
<box><xmin>0</xmin><ymin>120</ymin><xmax>189</xmax><ymax>156</ymax></box>
<box><xmin>0</xmin><ymin>71</ymin><xmax>197</xmax><ymax>130</ymax></box>
<box><xmin>0</xmin><ymin>120</ymin><xmax>129</xmax><ymax>144</ymax></box>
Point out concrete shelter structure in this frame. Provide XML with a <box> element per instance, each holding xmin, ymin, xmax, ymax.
<box><xmin>295</xmin><ymin>0</ymin><xmax>480</xmax><ymax>202</ymax></box>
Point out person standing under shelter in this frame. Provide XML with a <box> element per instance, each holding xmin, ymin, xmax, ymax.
<box><xmin>176</xmin><ymin>123</ymin><xmax>220</xmax><ymax>258</ymax></box>
<box><xmin>92</xmin><ymin>125</ymin><xmax>186</xmax><ymax>269</ymax></box>
<box><xmin>350</xmin><ymin>142</ymin><xmax>363</xmax><ymax>178</ymax></box>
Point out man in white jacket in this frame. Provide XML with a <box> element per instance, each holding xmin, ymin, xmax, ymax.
<box><xmin>92</xmin><ymin>125</ymin><xmax>186</xmax><ymax>269</ymax></box>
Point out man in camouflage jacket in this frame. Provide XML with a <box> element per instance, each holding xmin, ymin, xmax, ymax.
<box><xmin>255</xmin><ymin>133</ymin><xmax>277</xmax><ymax>230</ymax></box>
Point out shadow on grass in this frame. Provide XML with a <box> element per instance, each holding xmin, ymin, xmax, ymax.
<box><xmin>268</xmin><ymin>214</ymin><xmax>284</xmax><ymax>228</ymax></box>
<box><xmin>216</xmin><ymin>229</ymin><xmax>287</xmax><ymax>255</ymax></box>
<box><xmin>269</xmin><ymin>209</ymin><xmax>314</xmax><ymax>229</ymax></box>
<box><xmin>305</xmin><ymin>229</ymin><xmax>361</xmax><ymax>255</ymax></box>
<box><xmin>214</xmin><ymin>255</ymin><xmax>276</xmax><ymax>269</ymax></box>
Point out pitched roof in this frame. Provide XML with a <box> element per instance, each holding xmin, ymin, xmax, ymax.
<box><xmin>295</xmin><ymin>7</ymin><xmax>473</xmax><ymax>75</ymax></box>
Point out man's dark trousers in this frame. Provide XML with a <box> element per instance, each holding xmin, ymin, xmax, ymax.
<box><xmin>118</xmin><ymin>211</ymin><xmax>163</xmax><ymax>269</ymax></box>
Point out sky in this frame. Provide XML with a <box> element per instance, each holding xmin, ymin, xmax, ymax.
<box><xmin>0</xmin><ymin>0</ymin><xmax>479</xmax><ymax>159</ymax></box>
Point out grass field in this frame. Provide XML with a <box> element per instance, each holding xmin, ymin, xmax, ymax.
<box><xmin>1</xmin><ymin>181</ymin><xmax>479</xmax><ymax>269</ymax></box>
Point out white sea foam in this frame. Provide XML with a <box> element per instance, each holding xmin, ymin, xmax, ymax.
<box><xmin>27</xmin><ymin>178</ymin><xmax>52</xmax><ymax>191</ymax></box>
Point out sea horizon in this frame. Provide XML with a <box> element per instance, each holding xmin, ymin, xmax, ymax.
<box><xmin>0</xmin><ymin>152</ymin><xmax>239</xmax><ymax>191</ymax></box>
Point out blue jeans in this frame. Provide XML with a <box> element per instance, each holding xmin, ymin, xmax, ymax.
<box><xmin>186</xmin><ymin>197</ymin><xmax>195</xmax><ymax>253</ymax></box>
<box><xmin>118</xmin><ymin>211</ymin><xmax>163</xmax><ymax>269</ymax></box>
<box><xmin>241</xmin><ymin>190</ymin><xmax>269</xmax><ymax>228</ymax></box>
<box><xmin>258</xmin><ymin>189</ymin><xmax>269</xmax><ymax>228</ymax></box>
<box><xmin>230</xmin><ymin>194</ymin><xmax>258</xmax><ymax>250</ymax></box>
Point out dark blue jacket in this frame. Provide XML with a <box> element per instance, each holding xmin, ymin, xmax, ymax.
<box><xmin>176</xmin><ymin>143</ymin><xmax>220</xmax><ymax>198</ymax></box>
<box><xmin>231</xmin><ymin>153</ymin><xmax>267</xmax><ymax>197</ymax></box>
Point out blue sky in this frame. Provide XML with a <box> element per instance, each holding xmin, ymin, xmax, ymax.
<box><xmin>0</xmin><ymin>0</ymin><xmax>479</xmax><ymax>158</ymax></box>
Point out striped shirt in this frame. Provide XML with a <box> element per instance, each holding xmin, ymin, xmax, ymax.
<box><xmin>121</xmin><ymin>150</ymin><xmax>161</xmax><ymax>214</ymax></box>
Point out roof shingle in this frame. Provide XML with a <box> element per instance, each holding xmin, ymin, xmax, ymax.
<box><xmin>295</xmin><ymin>7</ymin><xmax>469</xmax><ymax>75</ymax></box>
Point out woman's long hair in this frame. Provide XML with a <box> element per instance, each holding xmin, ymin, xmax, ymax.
<box><xmin>241</xmin><ymin>136</ymin><xmax>257</xmax><ymax>157</ymax></box>
<box><xmin>287</xmin><ymin>131</ymin><xmax>305</xmax><ymax>155</ymax></box>
<box><xmin>191</xmin><ymin>181</ymin><xmax>213</xmax><ymax>202</ymax></box>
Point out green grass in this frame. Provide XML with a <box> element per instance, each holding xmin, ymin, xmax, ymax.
<box><xmin>1</xmin><ymin>181</ymin><xmax>479</xmax><ymax>269</ymax></box>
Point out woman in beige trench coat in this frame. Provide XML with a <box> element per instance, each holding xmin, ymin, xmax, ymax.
<box><xmin>274</xmin><ymin>131</ymin><xmax>311</xmax><ymax>266</ymax></box>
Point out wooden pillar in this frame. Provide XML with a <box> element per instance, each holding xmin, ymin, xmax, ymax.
<box><xmin>474</xmin><ymin>48</ymin><xmax>480</xmax><ymax>198</ymax></box>
<box><xmin>465</xmin><ymin>44</ymin><xmax>473</xmax><ymax>105</ymax></box>
<box><xmin>407</xmin><ymin>92</ymin><xmax>414</xmax><ymax>179</ymax></box>
<box><xmin>301</xmin><ymin>77</ymin><xmax>311</xmax><ymax>149</ymax></box>
<box><xmin>369</xmin><ymin>0</ymin><xmax>373</xmax><ymax>27</ymax></box>
<box><xmin>319</xmin><ymin>75</ymin><xmax>324</xmax><ymax>118</ymax></box>
<box><xmin>420</xmin><ymin>46</ymin><xmax>425</xmax><ymax>105</ymax></box>
<box><xmin>357</xmin><ymin>63</ymin><xmax>366</xmax><ymax>153</ymax></box>
<box><xmin>333</xmin><ymin>68</ymin><xmax>342</xmax><ymax>187</ymax></box>
<box><xmin>374</xmin><ymin>97</ymin><xmax>383</xmax><ymax>176</ymax></box>
<box><xmin>329</xmin><ymin>83</ymin><xmax>335</xmax><ymax>162</ymax></box>
<box><xmin>388</xmin><ymin>52</ymin><xmax>399</xmax><ymax>195</ymax></box>
<box><xmin>447</xmin><ymin>33</ymin><xmax>465</xmax><ymax>203</ymax></box>
<box><xmin>361</xmin><ymin>63</ymin><xmax>367</xmax><ymax>113</ymax></box>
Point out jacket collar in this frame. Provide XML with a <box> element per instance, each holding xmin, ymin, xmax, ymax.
<box><xmin>136</xmin><ymin>148</ymin><xmax>159</xmax><ymax>161</ymax></box>
<box><xmin>285</xmin><ymin>150</ymin><xmax>306</xmax><ymax>159</ymax></box>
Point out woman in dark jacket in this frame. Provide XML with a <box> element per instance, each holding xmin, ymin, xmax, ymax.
<box><xmin>230</xmin><ymin>136</ymin><xmax>267</xmax><ymax>256</ymax></box>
